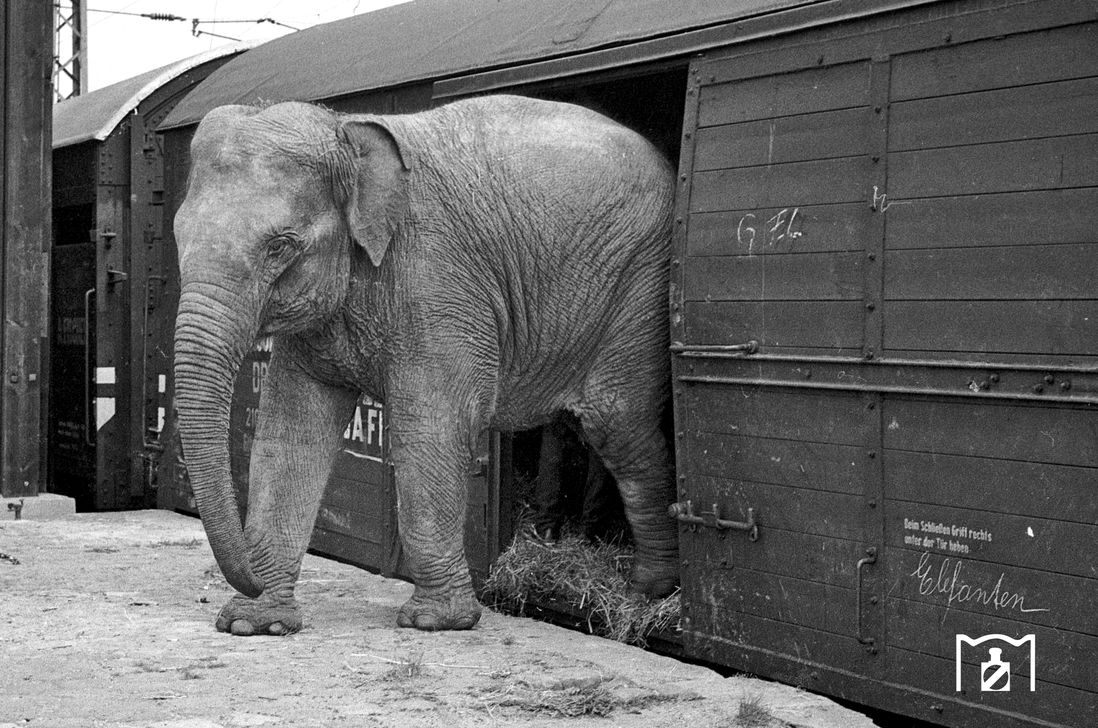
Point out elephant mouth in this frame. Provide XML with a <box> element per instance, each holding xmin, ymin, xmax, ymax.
<box><xmin>258</xmin><ymin>319</ymin><xmax>304</xmax><ymax>337</ymax></box>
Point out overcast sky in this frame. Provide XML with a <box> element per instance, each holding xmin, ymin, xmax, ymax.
<box><xmin>76</xmin><ymin>0</ymin><xmax>409</xmax><ymax>92</ymax></box>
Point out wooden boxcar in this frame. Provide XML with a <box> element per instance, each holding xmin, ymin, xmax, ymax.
<box><xmin>49</xmin><ymin>47</ymin><xmax>247</xmax><ymax>510</ymax></box>
<box><xmin>666</xmin><ymin>7</ymin><xmax>1097</xmax><ymax>727</ymax></box>
<box><xmin>155</xmin><ymin>1</ymin><xmax>1096</xmax><ymax>725</ymax></box>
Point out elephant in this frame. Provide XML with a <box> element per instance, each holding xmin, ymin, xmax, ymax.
<box><xmin>172</xmin><ymin>94</ymin><xmax>679</xmax><ymax>636</ymax></box>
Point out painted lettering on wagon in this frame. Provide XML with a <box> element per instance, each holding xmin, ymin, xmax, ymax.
<box><xmin>910</xmin><ymin>551</ymin><xmax>1050</xmax><ymax>615</ymax></box>
<box><xmin>735</xmin><ymin>207</ymin><xmax>802</xmax><ymax>253</ymax></box>
<box><xmin>342</xmin><ymin>396</ymin><xmax>385</xmax><ymax>463</ymax></box>
<box><xmin>903</xmin><ymin>517</ymin><xmax>992</xmax><ymax>555</ymax></box>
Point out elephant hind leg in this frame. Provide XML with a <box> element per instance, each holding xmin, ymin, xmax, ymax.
<box><xmin>572</xmin><ymin>379</ymin><xmax>679</xmax><ymax>598</ymax></box>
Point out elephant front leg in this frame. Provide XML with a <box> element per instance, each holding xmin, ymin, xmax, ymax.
<box><xmin>388</xmin><ymin>396</ymin><xmax>482</xmax><ymax>631</ymax></box>
<box><xmin>216</xmin><ymin>350</ymin><xmax>358</xmax><ymax>636</ymax></box>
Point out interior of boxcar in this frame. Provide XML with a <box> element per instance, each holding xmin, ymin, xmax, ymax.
<box><xmin>48</xmin><ymin>145</ymin><xmax>99</xmax><ymax>509</ymax></box>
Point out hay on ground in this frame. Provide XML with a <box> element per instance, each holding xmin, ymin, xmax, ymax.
<box><xmin>483</xmin><ymin>527</ymin><xmax>680</xmax><ymax>645</ymax></box>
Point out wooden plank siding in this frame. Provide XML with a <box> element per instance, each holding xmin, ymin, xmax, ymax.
<box><xmin>693</xmin><ymin>107</ymin><xmax>871</xmax><ymax>170</ymax></box>
<box><xmin>676</xmin><ymin>44</ymin><xmax>882</xmax><ymax>692</ymax></box>
<box><xmin>882</xmin><ymin>398</ymin><xmax>1098</xmax><ymax>468</ymax></box>
<box><xmin>685</xmin><ymin>252</ymin><xmax>864</xmax><ymax>301</ymax></box>
<box><xmin>691</xmin><ymin>156</ymin><xmax>872</xmax><ymax>211</ymax></box>
<box><xmin>684</xmin><ymin>300</ymin><xmax>865</xmax><ymax>353</ymax></box>
<box><xmin>888</xmin><ymin>77</ymin><xmax>1098</xmax><ymax>151</ymax></box>
<box><xmin>884</xmin><ymin>188</ymin><xmax>1098</xmax><ymax>250</ymax></box>
<box><xmin>883</xmin><ymin>22</ymin><xmax>1098</xmax><ymax>361</ymax></box>
<box><xmin>689</xmin><ymin>567</ymin><xmax>855</xmax><ymax>635</ymax></box>
<box><xmin>696</xmin><ymin>61</ymin><xmax>872</xmax><ymax>127</ymax></box>
<box><xmin>693</xmin><ymin>476</ymin><xmax>864</xmax><ymax>543</ymax></box>
<box><xmin>689</xmin><ymin>432</ymin><xmax>865</xmax><ymax>496</ymax></box>
<box><xmin>885</xmin><ymin>450</ymin><xmax>1098</xmax><ymax>524</ymax></box>
<box><xmin>889</xmin><ymin>134</ymin><xmax>1098</xmax><ymax>199</ymax></box>
<box><xmin>683</xmin><ymin>60</ymin><xmax>876</xmax><ymax>358</ymax></box>
<box><xmin>682</xmin><ymin>387</ymin><xmax>870</xmax><ymax>444</ymax></box>
<box><xmin>673</xmin><ymin>6</ymin><xmax>1098</xmax><ymax>726</ymax></box>
<box><xmin>880</xmin><ymin>19</ymin><xmax>1098</xmax><ymax>723</ymax></box>
<box><xmin>687</xmin><ymin>203</ymin><xmax>869</xmax><ymax>257</ymax></box>
<box><xmin>888</xmin><ymin>23</ymin><xmax>1098</xmax><ymax>101</ymax></box>
<box><xmin>886</xmin><ymin>546</ymin><xmax>1092</xmax><ymax>635</ymax></box>
<box><xmin>884</xmin><ymin>300</ymin><xmax>1098</xmax><ymax>356</ymax></box>
<box><xmin>888</xmin><ymin>649</ymin><xmax>1097</xmax><ymax>727</ymax></box>
<box><xmin>884</xmin><ymin>503</ymin><xmax>1097</xmax><ymax>581</ymax></box>
<box><xmin>683</xmin><ymin>527</ymin><xmax>864</xmax><ymax>591</ymax></box>
<box><xmin>887</xmin><ymin>597</ymin><xmax>1097</xmax><ymax>692</ymax></box>
<box><xmin>885</xmin><ymin>245</ymin><xmax>1098</xmax><ymax>301</ymax></box>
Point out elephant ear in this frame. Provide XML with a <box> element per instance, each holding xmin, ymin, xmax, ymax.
<box><xmin>336</xmin><ymin>118</ymin><xmax>413</xmax><ymax>267</ymax></box>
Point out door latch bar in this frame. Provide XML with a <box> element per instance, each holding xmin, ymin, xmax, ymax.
<box><xmin>670</xmin><ymin>340</ymin><xmax>759</xmax><ymax>357</ymax></box>
<box><xmin>668</xmin><ymin>500</ymin><xmax>759</xmax><ymax>541</ymax></box>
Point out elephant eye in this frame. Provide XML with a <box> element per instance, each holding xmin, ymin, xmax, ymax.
<box><xmin>266</xmin><ymin>235</ymin><xmax>294</xmax><ymax>258</ymax></box>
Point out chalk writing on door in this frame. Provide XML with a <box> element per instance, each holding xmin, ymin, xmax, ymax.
<box><xmin>909</xmin><ymin>551</ymin><xmax>1049</xmax><ymax>615</ymax></box>
<box><xmin>735</xmin><ymin>207</ymin><xmax>802</xmax><ymax>253</ymax></box>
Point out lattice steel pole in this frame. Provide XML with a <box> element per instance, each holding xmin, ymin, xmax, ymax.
<box><xmin>54</xmin><ymin>0</ymin><xmax>87</xmax><ymax>100</ymax></box>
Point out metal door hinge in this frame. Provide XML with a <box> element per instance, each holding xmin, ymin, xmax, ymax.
<box><xmin>668</xmin><ymin>500</ymin><xmax>759</xmax><ymax>541</ymax></box>
<box><xmin>470</xmin><ymin>455</ymin><xmax>489</xmax><ymax>478</ymax></box>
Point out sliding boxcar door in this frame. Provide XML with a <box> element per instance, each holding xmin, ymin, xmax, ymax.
<box><xmin>673</xmin><ymin>54</ymin><xmax>883</xmax><ymax>694</ymax></box>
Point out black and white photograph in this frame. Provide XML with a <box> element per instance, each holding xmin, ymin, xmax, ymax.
<box><xmin>1</xmin><ymin>1</ymin><xmax>1094</xmax><ymax>726</ymax></box>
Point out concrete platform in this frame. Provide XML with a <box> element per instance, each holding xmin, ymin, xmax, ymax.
<box><xmin>0</xmin><ymin>510</ymin><xmax>878</xmax><ymax>728</ymax></box>
<box><xmin>0</xmin><ymin>492</ymin><xmax>75</xmax><ymax>521</ymax></box>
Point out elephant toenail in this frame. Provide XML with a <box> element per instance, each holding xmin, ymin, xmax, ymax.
<box><xmin>230</xmin><ymin>619</ymin><xmax>255</xmax><ymax>636</ymax></box>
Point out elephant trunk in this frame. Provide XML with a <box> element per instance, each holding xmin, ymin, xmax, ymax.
<box><xmin>174</xmin><ymin>283</ymin><xmax>265</xmax><ymax>598</ymax></box>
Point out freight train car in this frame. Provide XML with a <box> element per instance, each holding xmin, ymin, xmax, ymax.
<box><xmin>154</xmin><ymin>1</ymin><xmax>1095</xmax><ymax>726</ymax></box>
<box><xmin>49</xmin><ymin>46</ymin><xmax>248</xmax><ymax>510</ymax></box>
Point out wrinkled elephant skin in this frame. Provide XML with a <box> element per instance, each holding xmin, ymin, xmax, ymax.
<box><xmin>172</xmin><ymin>95</ymin><xmax>678</xmax><ymax>635</ymax></box>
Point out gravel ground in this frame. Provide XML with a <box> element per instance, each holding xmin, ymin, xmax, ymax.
<box><xmin>0</xmin><ymin>510</ymin><xmax>877</xmax><ymax>728</ymax></box>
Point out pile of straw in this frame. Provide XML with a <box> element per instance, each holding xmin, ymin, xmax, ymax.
<box><xmin>483</xmin><ymin>528</ymin><xmax>680</xmax><ymax>645</ymax></box>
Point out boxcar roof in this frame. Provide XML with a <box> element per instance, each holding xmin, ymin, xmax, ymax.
<box><xmin>160</xmin><ymin>0</ymin><xmax>835</xmax><ymax>130</ymax></box>
<box><xmin>53</xmin><ymin>44</ymin><xmax>249</xmax><ymax>150</ymax></box>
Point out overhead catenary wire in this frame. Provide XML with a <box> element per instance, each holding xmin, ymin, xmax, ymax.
<box><xmin>52</xmin><ymin>4</ymin><xmax>299</xmax><ymax>42</ymax></box>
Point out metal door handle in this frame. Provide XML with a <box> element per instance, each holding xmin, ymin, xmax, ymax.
<box><xmin>856</xmin><ymin>547</ymin><xmax>878</xmax><ymax>646</ymax></box>
<box><xmin>84</xmin><ymin>287</ymin><xmax>95</xmax><ymax>446</ymax></box>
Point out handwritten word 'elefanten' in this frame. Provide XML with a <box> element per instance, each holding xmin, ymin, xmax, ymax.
<box><xmin>910</xmin><ymin>551</ymin><xmax>1049</xmax><ymax>615</ymax></box>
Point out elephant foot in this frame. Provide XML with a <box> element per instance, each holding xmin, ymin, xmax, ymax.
<box><xmin>629</xmin><ymin>558</ymin><xmax>680</xmax><ymax>600</ymax></box>
<box><xmin>397</xmin><ymin>590</ymin><xmax>482</xmax><ymax>631</ymax></box>
<box><xmin>215</xmin><ymin>594</ymin><xmax>302</xmax><ymax>636</ymax></box>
